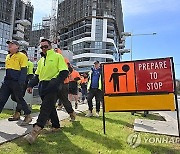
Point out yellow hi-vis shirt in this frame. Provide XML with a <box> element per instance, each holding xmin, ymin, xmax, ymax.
<box><xmin>5</xmin><ymin>52</ymin><xmax>27</xmax><ymax>81</ymax></box>
<box><xmin>27</xmin><ymin>60</ymin><xmax>34</xmax><ymax>75</ymax></box>
<box><xmin>35</xmin><ymin>49</ymin><xmax>68</xmax><ymax>81</ymax></box>
<box><xmin>6</xmin><ymin>52</ymin><xmax>27</xmax><ymax>70</ymax></box>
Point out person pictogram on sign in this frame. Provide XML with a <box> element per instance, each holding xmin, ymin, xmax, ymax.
<box><xmin>109</xmin><ymin>68</ymin><xmax>126</xmax><ymax>92</ymax></box>
<box><xmin>122</xmin><ymin>64</ymin><xmax>130</xmax><ymax>91</ymax></box>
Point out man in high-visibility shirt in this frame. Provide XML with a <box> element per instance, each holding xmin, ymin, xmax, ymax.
<box><xmin>68</xmin><ymin>66</ymin><xmax>81</xmax><ymax>109</ymax></box>
<box><xmin>86</xmin><ymin>61</ymin><xmax>103</xmax><ymax>117</ymax></box>
<box><xmin>8</xmin><ymin>49</ymin><xmax>34</xmax><ymax>121</ymax></box>
<box><xmin>0</xmin><ymin>40</ymin><xmax>32</xmax><ymax>125</ymax></box>
<box><xmin>54</xmin><ymin>48</ymin><xmax>76</xmax><ymax>121</ymax></box>
<box><xmin>24</xmin><ymin>39</ymin><xmax>68</xmax><ymax>144</ymax></box>
<box><xmin>80</xmin><ymin>73</ymin><xmax>88</xmax><ymax>103</ymax></box>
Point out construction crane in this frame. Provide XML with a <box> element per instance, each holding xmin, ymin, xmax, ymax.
<box><xmin>50</xmin><ymin>0</ymin><xmax>58</xmax><ymax>43</ymax></box>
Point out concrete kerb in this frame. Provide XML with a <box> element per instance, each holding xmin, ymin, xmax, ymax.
<box><xmin>154</xmin><ymin>111</ymin><xmax>177</xmax><ymax>124</ymax></box>
<box><xmin>134</xmin><ymin>111</ymin><xmax>179</xmax><ymax>137</ymax></box>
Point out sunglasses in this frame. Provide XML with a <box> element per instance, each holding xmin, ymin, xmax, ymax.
<box><xmin>40</xmin><ymin>45</ymin><xmax>49</xmax><ymax>49</ymax></box>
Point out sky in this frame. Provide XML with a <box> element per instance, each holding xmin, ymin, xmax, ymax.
<box><xmin>30</xmin><ymin>0</ymin><xmax>180</xmax><ymax>79</ymax></box>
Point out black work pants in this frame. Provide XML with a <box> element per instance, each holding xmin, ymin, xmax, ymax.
<box><xmin>11</xmin><ymin>80</ymin><xmax>28</xmax><ymax>112</ymax></box>
<box><xmin>11</xmin><ymin>75</ymin><xmax>34</xmax><ymax>112</ymax></box>
<box><xmin>35</xmin><ymin>81</ymin><xmax>60</xmax><ymax>128</ymax></box>
<box><xmin>87</xmin><ymin>88</ymin><xmax>103</xmax><ymax>112</ymax></box>
<box><xmin>0</xmin><ymin>80</ymin><xmax>31</xmax><ymax>115</ymax></box>
<box><xmin>81</xmin><ymin>84</ymin><xmax>87</xmax><ymax>101</ymax></box>
<box><xmin>58</xmin><ymin>83</ymin><xmax>74</xmax><ymax>114</ymax></box>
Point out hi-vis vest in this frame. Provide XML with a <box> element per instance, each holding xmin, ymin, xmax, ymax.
<box><xmin>87</xmin><ymin>70</ymin><xmax>102</xmax><ymax>90</ymax></box>
<box><xmin>27</xmin><ymin>60</ymin><xmax>34</xmax><ymax>75</ymax></box>
<box><xmin>35</xmin><ymin>49</ymin><xmax>68</xmax><ymax>81</ymax></box>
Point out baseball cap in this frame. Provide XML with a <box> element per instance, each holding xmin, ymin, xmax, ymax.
<box><xmin>6</xmin><ymin>40</ymin><xmax>20</xmax><ymax>46</ymax></box>
<box><xmin>94</xmin><ymin>61</ymin><xmax>100</xmax><ymax>64</ymax></box>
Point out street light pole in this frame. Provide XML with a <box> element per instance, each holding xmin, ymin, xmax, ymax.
<box><xmin>131</xmin><ymin>33</ymin><xmax>133</xmax><ymax>61</ymax></box>
<box><xmin>130</xmin><ymin>32</ymin><xmax>156</xmax><ymax>60</ymax></box>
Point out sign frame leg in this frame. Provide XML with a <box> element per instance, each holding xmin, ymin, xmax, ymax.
<box><xmin>175</xmin><ymin>95</ymin><xmax>180</xmax><ymax>138</ymax></box>
<box><xmin>102</xmin><ymin>98</ymin><xmax>106</xmax><ymax>134</ymax></box>
<box><xmin>171</xmin><ymin>57</ymin><xmax>180</xmax><ymax>138</ymax></box>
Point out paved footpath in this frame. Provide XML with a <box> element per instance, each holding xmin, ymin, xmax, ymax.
<box><xmin>0</xmin><ymin>103</ymin><xmax>88</xmax><ymax>145</ymax></box>
<box><xmin>134</xmin><ymin>96</ymin><xmax>180</xmax><ymax>137</ymax></box>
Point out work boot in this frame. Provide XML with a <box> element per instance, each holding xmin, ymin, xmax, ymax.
<box><xmin>48</xmin><ymin>127</ymin><xmax>61</xmax><ymax>133</ymax></box>
<box><xmin>20</xmin><ymin>114</ymin><xmax>32</xmax><ymax>126</ymax></box>
<box><xmin>24</xmin><ymin>125</ymin><xmax>42</xmax><ymax>144</ymax></box>
<box><xmin>69</xmin><ymin>111</ymin><xmax>76</xmax><ymax>122</ymax></box>
<box><xmin>8</xmin><ymin>111</ymin><xmax>20</xmax><ymax>121</ymax></box>
<box><xmin>45</xmin><ymin>119</ymin><xmax>52</xmax><ymax>127</ymax></box>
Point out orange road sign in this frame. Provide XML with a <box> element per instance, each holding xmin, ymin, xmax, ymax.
<box><xmin>103</xmin><ymin>62</ymin><xmax>136</xmax><ymax>94</ymax></box>
<box><xmin>102</xmin><ymin>57</ymin><xmax>180</xmax><ymax>137</ymax></box>
<box><xmin>104</xmin><ymin>93</ymin><xmax>175</xmax><ymax>112</ymax></box>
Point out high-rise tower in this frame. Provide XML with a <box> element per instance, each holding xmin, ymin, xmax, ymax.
<box><xmin>57</xmin><ymin>0</ymin><xmax>124</xmax><ymax>72</ymax></box>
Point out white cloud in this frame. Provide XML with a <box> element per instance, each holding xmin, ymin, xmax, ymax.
<box><xmin>121</xmin><ymin>0</ymin><xmax>180</xmax><ymax>16</ymax></box>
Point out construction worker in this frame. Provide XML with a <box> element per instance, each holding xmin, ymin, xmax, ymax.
<box><xmin>80</xmin><ymin>73</ymin><xmax>88</xmax><ymax>103</ymax></box>
<box><xmin>68</xmin><ymin>65</ymin><xmax>81</xmax><ymax>109</ymax></box>
<box><xmin>54</xmin><ymin>48</ymin><xmax>76</xmax><ymax>121</ymax></box>
<box><xmin>8</xmin><ymin>49</ymin><xmax>34</xmax><ymax>122</ymax></box>
<box><xmin>86</xmin><ymin>61</ymin><xmax>103</xmax><ymax>117</ymax></box>
<box><xmin>0</xmin><ymin>40</ymin><xmax>32</xmax><ymax>125</ymax></box>
<box><xmin>24</xmin><ymin>39</ymin><xmax>68</xmax><ymax>144</ymax></box>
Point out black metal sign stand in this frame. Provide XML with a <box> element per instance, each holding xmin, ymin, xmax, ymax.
<box><xmin>171</xmin><ymin>58</ymin><xmax>180</xmax><ymax>138</ymax></box>
<box><xmin>102</xmin><ymin>98</ymin><xmax>106</xmax><ymax>134</ymax></box>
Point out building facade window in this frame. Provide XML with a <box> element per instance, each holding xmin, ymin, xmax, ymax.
<box><xmin>0</xmin><ymin>22</ymin><xmax>10</xmax><ymax>51</ymax></box>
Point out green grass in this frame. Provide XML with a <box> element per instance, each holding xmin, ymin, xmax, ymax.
<box><xmin>0</xmin><ymin>110</ymin><xmax>179</xmax><ymax>154</ymax></box>
<box><xmin>0</xmin><ymin>105</ymin><xmax>40</xmax><ymax>120</ymax></box>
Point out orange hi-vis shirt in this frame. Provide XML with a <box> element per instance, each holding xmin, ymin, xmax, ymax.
<box><xmin>63</xmin><ymin>58</ymin><xmax>70</xmax><ymax>83</ymax></box>
<box><xmin>69</xmin><ymin>70</ymin><xmax>80</xmax><ymax>82</ymax></box>
<box><xmin>56</xmin><ymin>48</ymin><xmax>62</xmax><ymax>54</ymax></box>
<box><xmin>80</xmin><ymin>76</ymin><xmax>88</xmax><ymax>84</ymax></box>
<box><xmin>64</xmin><ymin>58</ymin><xmax>69</xmax><ymax>64</ymax></box>
<box><xmin>55</xmin><ymin>48</ymin><xmax>70</xmax><ymax>84</ymax></box>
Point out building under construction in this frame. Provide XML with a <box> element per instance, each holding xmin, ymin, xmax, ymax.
<box><xmin>57</xmin><ymin>0</ymin><xmax>124</xmax><ymax>72</ymax></box>
<box><xmin>28</xmin><ymin>17</ymin><xmax>51</xmax><ymax>62</ymax></box>
<box><xmin>0</xmin><ymin>0</ymin><xmax>33</xmax><ymax>66</ymax></box>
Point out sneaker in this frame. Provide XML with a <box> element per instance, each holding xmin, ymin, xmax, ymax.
<box><xmin>69</xmin><ymin>112</ymin><xmax>76</xmax><ymax>122</ymax></box>
<box><xmin>57</xmin><ymin>104</ymin><xmax>63</xmax><ymax>110</ymax></box>
<box><xmin>95</xmin><ymin>112</ymin><xmax>100</xmax><ymax>117</ymax></box>
<box><xmin>20</xmin><ymin>114</ymin><xmax>32</xmax><ymax>126</ymax></box>
<box><xmin>85</xmin><ymin>111</ymin><xmax>93</xmax><ymax>117</ymax></box>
